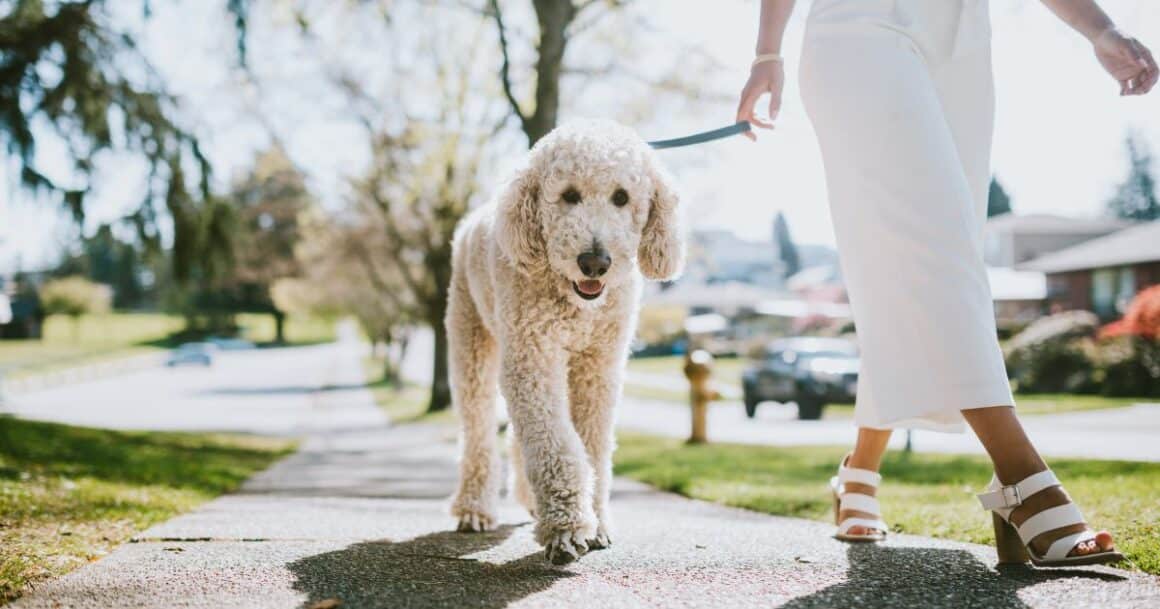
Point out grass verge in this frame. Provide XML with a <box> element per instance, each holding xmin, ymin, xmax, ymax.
<box><xmin>0</xmin><ymin>416</ymin><xmax>295</xmax><ymax>604</ymax></box>
<box><xmin>613</xmin><ymin>433</ymin><xmax>1160</xmax><ymax>575</ymax></box>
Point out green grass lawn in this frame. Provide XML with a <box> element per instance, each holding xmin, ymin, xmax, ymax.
<box><xmin>235</xmin><ymin>313</ymin><xmax>337</xmax><ymax>346</ymax></box>
<box><xmin>614</xmin><ymin>434</ymin><xmax>1160</xmax><ymax>575</ymax></box>
<box><xmin>628</xmin><ymin>354</ymin><xmax>745</xmax><ymax>386</ymax></box>
<box><xmin>0</xmin><ymin>416</ymin><xmax>295</xmax><ymax>604</ymax></box>
<box><xmin>0</xmin><ymin>314</ymin><xmax>183</xmax><ymax>379</ymax></box>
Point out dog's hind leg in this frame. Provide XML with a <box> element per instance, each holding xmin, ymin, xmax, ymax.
<box><xmin>447</xmin><ymin>281</ymin><xmax>501</xmax><ymax>533</ymax></box>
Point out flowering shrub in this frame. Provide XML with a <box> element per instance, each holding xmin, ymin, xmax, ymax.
<box><xmin>1100</xmin><ymin>285</ymin><xmax>1160</xmax><ymax>340</ymax></box>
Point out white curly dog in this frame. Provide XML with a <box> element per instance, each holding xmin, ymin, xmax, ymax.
<box><xmin>446</xmin><ymin>120</ymin><xmax>685</xmax><ymax>564</ymax></box>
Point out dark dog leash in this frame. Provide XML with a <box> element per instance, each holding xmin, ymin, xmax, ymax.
<box><xmin>647</xmin><ymin>121</ymin><xmax>752</xmax><ymax>149</ymax></box>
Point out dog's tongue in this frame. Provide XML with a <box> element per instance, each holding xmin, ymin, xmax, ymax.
<box><xmin>576</xmin><ymin>280</ymin><xmax>604</xmax><ymax>295</ymax></box>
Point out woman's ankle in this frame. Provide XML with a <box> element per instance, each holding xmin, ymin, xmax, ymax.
<box><xmin>846</xmin><ymin>451</ymin><xmax>884</xmax><ymax>472</ymax></box>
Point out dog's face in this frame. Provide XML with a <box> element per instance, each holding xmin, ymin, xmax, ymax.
<box><xmin>495</xmin><ymin>120</ymin><xmax>685</xmax><ymax>307</ymax></box>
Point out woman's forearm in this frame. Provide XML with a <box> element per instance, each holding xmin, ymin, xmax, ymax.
<box><xmin>755</xmin><ymin>0</ymin><xmax>797</xmax><ymax>54</ymax></box>
<box><xmin>1038</xmin><ymin>0</ymin><xmax>1116</xmax><ymax>41</ymax></box>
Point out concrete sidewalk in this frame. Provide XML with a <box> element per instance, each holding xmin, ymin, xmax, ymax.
<box><xmin>13</xmin><ymin>416</ymin><xmax>1160</xmax><ymax>607</ymax></box>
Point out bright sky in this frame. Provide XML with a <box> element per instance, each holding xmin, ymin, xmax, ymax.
<box><xmin>2</xmin><ymin>0</ymin><xmax>1159</xmax><ymax>272</ymax></box>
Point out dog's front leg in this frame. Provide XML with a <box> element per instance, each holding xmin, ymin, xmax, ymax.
<box><xmin>500</xmin><ymin>341</ymin><xmax>597</xmax><ymax>565</ymax></box>
<box><xmin>568</xmin><ymin>343</ymin><xmax>623</xmax><ymax>551</ymax></box>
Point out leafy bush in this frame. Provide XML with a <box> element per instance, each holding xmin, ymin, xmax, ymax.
<box><xmin>38</xmin><ymin>277</ymin><xmax>112</xmax><ymax>319</ymax></box>
<box><xmin>1005</xmin><ymin>311</ymin><xmax>1099</xmax><ymax>394</ymax></box>
<box><xmin>1096</xmin><ymin>336</ymin><xmax>1160</xmax><ymax>397</ymax></box>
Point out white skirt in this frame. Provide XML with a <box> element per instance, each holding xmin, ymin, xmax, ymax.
<box><xmin>799</xmin><ymin>0</ymin><xmax>1014</xmax><ymax>432</ymax></box>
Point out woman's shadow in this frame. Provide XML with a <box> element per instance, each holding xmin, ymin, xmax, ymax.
<box><xmin>780</xmin><ymin>544</ymin><xmax>1125</xmax><ymax>609</ymax></box>
<box><xmin>287</xmin><ymin>524</ymin><xmax>571</xmax><ymax>609</ymax></box>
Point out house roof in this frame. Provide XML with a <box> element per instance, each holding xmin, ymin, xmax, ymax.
<box><xmin>985</xmin><ymin>213</ymin><xmax>1132</xmax><ymax>235</ymax></box>
<box><xmin>1018</xmin><ymin>222</ymin><xmax>1160</xmax><ymax>273</ymax></box>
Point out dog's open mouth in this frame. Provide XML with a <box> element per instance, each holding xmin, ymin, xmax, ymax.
<box><xmin>572</xmin><ymin>279</ymin><xmax>605</xmax><ymax>300</ymax></box>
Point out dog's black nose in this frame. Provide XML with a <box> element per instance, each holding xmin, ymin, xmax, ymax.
<box><xmin>577</xmin><ymin>251</ymin><xmax>611</xmax><ymax>278</ymax></box>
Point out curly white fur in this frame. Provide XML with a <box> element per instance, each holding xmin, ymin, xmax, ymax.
<box><xmin>446</xmin><ymin>119</ymin><xmax>685</xmax><ymax>564</ymax></box>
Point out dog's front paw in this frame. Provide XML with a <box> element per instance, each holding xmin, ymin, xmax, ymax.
<box><xmin>587</xmin><ymin>523</ymin><xmax>612</xmax><ymax>550</ymax></box>
<box><xmin>543</xmin><ymin>528</ymin><xmax>590</xmax><ymax>565</ymax></box>
<box><xmin>452</xmin><ymin>505</ymin><xmax>497</xmax><ymax>533</ymax></box>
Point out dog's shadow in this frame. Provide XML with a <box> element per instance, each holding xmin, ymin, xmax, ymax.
<box><xmin>287</xmin><ymin>525</ymin><xmax>571</xmax><ymax>609</ymax></box>
<box><xmin>779</xmin><ymin>544</ymin><xmax>1126</xmax><ymax>609</ymax></box>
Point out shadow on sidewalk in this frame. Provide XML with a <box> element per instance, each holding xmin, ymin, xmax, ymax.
<box><xmin>288</xmin><ymin>525</ymin><xmax>570</xmax><ymax>609</ymax></box>
<box><xmin>780</xmin><ymin>545</ymin><xmax>1125</xmax><ymax>609</ymax></box>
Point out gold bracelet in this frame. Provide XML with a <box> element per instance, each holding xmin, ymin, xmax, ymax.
<box><xmin>752</xmin><ymin>53</ymin><xmax>784</xmax><ymax>68</ymax></box>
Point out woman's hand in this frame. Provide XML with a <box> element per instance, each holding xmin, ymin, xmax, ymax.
<box><xmin>1093</xmin><ymin>28</ymin><xmax>1158</xmax><ymax>95</ymax></box>
<box><xmin>736</xmin><ymin>60</ymin><xmax>785</xmax><ymax>141</ymax></box>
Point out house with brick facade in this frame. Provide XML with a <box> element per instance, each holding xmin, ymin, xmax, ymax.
<box><xmin>1019</xmin><ymin>222</ymin><xmax>1160</xmax><ymax>320</ymax></box>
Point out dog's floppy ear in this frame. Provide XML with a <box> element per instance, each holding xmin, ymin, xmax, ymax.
<box><xmin>494</xmin><ymin>163</ymin><xmax>544</xmax><ymax>273</ymax></box>
<box><xmin>638</xmin><ymin>153</ymin><xmax>686</xmax><ymax>281</ymax></box>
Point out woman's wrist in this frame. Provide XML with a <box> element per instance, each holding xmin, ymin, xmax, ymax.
<box><xmin>1089</xmin><ymin>25</ymin><xmax>1119</xmax><ymax>44</ymax></box>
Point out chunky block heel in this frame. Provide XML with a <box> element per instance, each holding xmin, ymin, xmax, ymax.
<box><xmin>993</xmin><ymin>512</ymin><xmax>1029</xmax><ymax>564</ymax></box>
<box><xmin>978</xmin><ymin>470</ymin><xmax>1124</xmax><ymax>567</ymax></box>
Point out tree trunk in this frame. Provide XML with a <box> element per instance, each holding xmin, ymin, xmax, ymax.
<box><xmin>525</xmin><ymin>0</ymin><xmax>574</xmax><ymax>145</ymax></box>
<box><xmin>273</xmin><ymin>310</ymin><xmax>286</xmax><ymax>344</ymax></box>
<box><xmin>427</xmin><ymin>316</ymin><xmax>451</xmax><ymax>412</ymax></box>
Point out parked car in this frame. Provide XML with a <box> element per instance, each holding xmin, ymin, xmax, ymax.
<box><xmin>741</xmin><ymin>337</ymin><xmax>859</xmax><ymax>420</ymax></box>
<box><xmin>166</xmin><ymin>342</ymin><xmax>214</xmax><ymax>367</ymax></box>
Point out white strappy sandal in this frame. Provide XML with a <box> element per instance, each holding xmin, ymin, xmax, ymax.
<box><xmin>978</xmin><ymin>469</ymin><xmax>1124</xmax><ymax>567</ymax></box>
<box><xmin>830</xmin><ymin>454</ymin><xmax>888</xmax><ymax>542</ymax></box>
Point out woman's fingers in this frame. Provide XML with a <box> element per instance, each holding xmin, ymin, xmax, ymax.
<box><xmin>736</xmin><ymin>86</ymin><xmax>760</xmax><ymax>140</ymax></box>
<box><xmin>1136</xmin><ymin>46</ymin><xmax>1158</xmax><ymax>94</ymax></box>
<box><xmin>768</xmin><ymin>88</ymin><xmax>783</xmax><ymax>122</ymax></box>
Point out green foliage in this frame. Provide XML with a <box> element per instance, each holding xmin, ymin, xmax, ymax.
<box><xmin>987</xmin><ymin>177</ymin><xmax>1012</xmax><ymax>217</ymax></box>
<box><xmin>0</xmin><ymin>416</ymin><xmax>293</xmax><ymax>604</ymax></box>
<box><xmin>1107</xmin><ymin>133</ymin><xmax>1160</xmax><ymax>221</ymax></box>
<box><xmin>1005</xmin><ymin>311</ymin><xmax>1099</xmax><ymax>393</ymax></box>
<box><xmin>176</xmin><ymin>147</ymin><xmax>313</xmax><ymax>339</ymax></box>
<box><xmin>37</xmin><ymin>276</ymin><xmax>112</xmax><ymax>319</ymax></box>
<box><xmin>52</xmin><ymin>225</ymin><xmax>161</xmax><ymax>308</ymax></box>
<box><xmin>1097</xmin><ymin>337</ymin><xmax>1160</xmax><ymax>397</ymax></box>
<box><xmin>0</xmin><ymin>0</ymin><xmax>253</xmax><ymax>284</ymax></box>
<box><xmin>772</xmin><ymin>211</ymin><xmax>801</xmax><ymax>278</ymax></box>
<box><xmin>614</xmin><ymin>434</ymin><xmax>1160</xmax><ymax>575</ymax></box>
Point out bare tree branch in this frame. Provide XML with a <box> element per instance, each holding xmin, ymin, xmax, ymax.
<box><xmin>487</xmin><ymin>0</ymin><xmax>530</xmax><ymax>133</ymax></box>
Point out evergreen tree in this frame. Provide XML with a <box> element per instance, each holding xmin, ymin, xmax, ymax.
<box><xmin>988</xmin><ymin>177</ymin><xmax>1013</xmax><ymax>217</ymax></box>
<box><xmin>1107</xmin><ymin>133</ymin><xmax>1160</xmax><ymax>221</ymax></box>
<box><xmin>773</xmin><ymin>211</ymin><xmax>801</xmax><ymax>279</ymax></box>
<box><xmin>1</xmin><ymin>0</ymin><xmax>248</xmax><ymax>280</ymax></box>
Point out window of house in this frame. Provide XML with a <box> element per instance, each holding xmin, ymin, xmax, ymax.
<box><xmin>1091</xmin><ymin>268</ymin><xmax>1117</xmax><ymax>318</ymax></box>
<box><xmin>1116</xmin><ymin>267</ymin><xmax>1136</xmax><ymax>313</ymax></box>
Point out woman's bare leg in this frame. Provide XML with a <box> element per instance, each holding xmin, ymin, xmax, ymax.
<box><xmin>962</xmin><ymin>406</ymin><xmax>1114</xmax><ymax>557</ymax></box>
<box><xmin>840</xmin><ymin>427</ymin><xmax>892</xmax><ymax>536</ymax></box>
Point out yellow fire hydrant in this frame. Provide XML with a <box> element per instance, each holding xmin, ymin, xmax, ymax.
<box><xmin>683</xmin><ymin>349</ymin><xmax>721</xmax><ymax>444</ymax></box>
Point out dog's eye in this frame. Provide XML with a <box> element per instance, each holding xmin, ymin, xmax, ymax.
<box><xmin>611</xmin><ymin>188</ymin><xmax>629</xmax><ymax>207</ymax></box>
<box><xmin>561</xmin><ymin>187</ymin><xmax>582</xmax><ymax>204</ymax></box>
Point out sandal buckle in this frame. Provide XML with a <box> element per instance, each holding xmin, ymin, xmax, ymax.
<box><xmin>999</xmin><ymin>484</ymin><xmax>1022</xmax><ymax>508</ymax></box>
